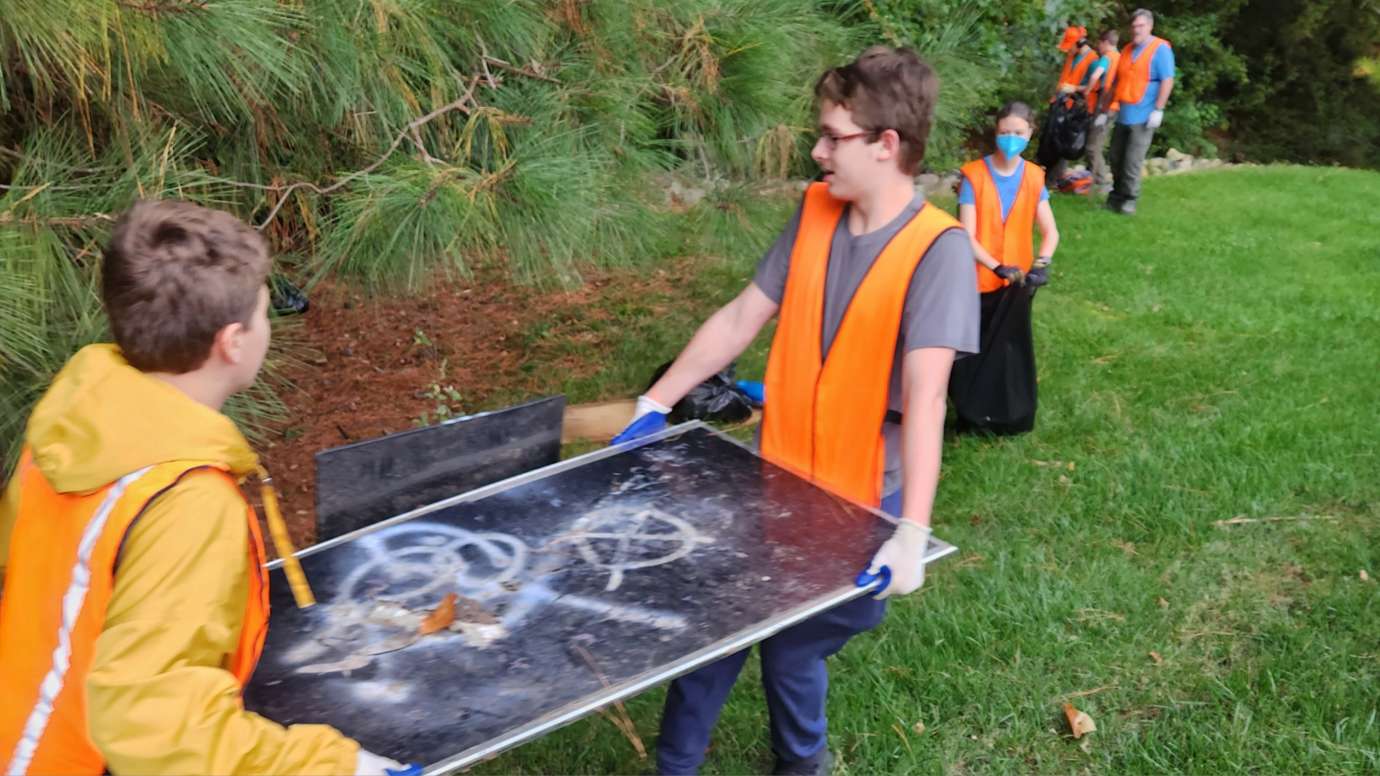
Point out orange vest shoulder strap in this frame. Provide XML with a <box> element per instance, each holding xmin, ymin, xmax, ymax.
<box><xmin>1058</xmin><ymin>49</ymin><xmax>1077</xmax><ymax>85</ymax></box>
<box><xmin>964</xmin><ymin>159</ymin><xmax>1006</xmax><ymax>293</ymax></box>
<box><xmin>760</xmin><ymin>182</ymin><xmax>844</xmax><ymax>484</ymax></box>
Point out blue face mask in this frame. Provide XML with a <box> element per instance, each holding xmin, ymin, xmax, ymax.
<box><xmin>996</xmin><ymin>133</ymin><xmax>1029</xmax><ymax>159</ymax></box>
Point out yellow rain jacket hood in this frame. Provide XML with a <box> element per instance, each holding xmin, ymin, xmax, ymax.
<box><xmin>0</xmin><ymin>344</ymin><xmax>358</xmax><ymax>775</ymax></box>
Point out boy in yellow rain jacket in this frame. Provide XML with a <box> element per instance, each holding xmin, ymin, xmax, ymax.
<box><xmin>0</xmin><ymin>201</ymin><xmax>400</xmax><ymax>775</ymax></box>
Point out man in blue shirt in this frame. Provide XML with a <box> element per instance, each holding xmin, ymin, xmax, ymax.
<box><xmin>1107</xmin><ymin>8</ymin><xmax>1175</xmax><ymax>214</ymax></box>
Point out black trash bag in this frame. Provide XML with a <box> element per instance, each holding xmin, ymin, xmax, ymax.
<box><xmin>947</xmin><ymin>284</ymin><xmax>1038</xmax><ymax>436</ymax></box>
<box><xmin>1036</xmin><ymin>92</ymin><xmax>1091</xmax><ymax>168</ymax></box>
<box><xmin>269</xmin><ymin>274</ymin><xmax>310</xmax><ymax>316</ymax></box>
<box><xmin>646</xmin><ymin>361</ymin><xmax>754</xmax><ymax>424</ymax></box>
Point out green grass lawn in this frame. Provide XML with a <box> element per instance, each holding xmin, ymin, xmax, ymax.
<box><xmin>475</xmin><ymin>166</ymin><xmax>1380</xmax><ymax>774</ymax></box>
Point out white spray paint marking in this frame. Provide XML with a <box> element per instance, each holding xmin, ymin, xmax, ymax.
<box><xmin>281</xmin><ymin>638</ymin><xmax>331</xmax><ymax>665</ymax></box>
<box><xmin>515</xmin><ymin>583</ymin><xmax>688</xmax><ymax>631</ymax></box>
<box><xmin>547</xmin><ymin>506</ymin><xmax>714</xmax><ymax>591</ymax></box>
<box><xmin>280</xmin><ymin>510</ymin><xmax>706</xmax><ymax>672</ymax></box>
<box><xmin>350</xmin><ymin>680</ymin><xmax>415</xmax><ymax>704</ymax></box>
<box><xmin>337</xmin><ymin>523</ymin><xmax>528</xmax><ymax>603</ymax></box>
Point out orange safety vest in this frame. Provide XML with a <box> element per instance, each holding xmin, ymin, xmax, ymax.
<box><xmin>960</xmin><ymin>158</ymin><xmax>1046</xmax><ymax>294</ymax></box>
<box><xmin>1057</xmin><ymin>49</ymin><xmax>1095</xmax><ymax>91</ymax></box>
<box><xmin>1115</xmin><ymin>37</ymin><xmax>1170</xmax><ymax>107</ymax></box>
<box><xmin>0</xmin><ymin>451</ymin><xmax>269</xmax><ymax>776</ymax></box>
<box><xmin>1088</xmin><ymin>50</ymin><xmax>1121</xmax><ymax>113</ymax></box>
<box><xmin>761</xmin><ymin>182</ymin><xmax>958</xmax><ymax>507</ymax></box>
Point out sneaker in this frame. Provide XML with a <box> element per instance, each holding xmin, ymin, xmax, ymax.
<box><xmin>772</xmin><ymin>748</ymin><xmax>833</xmax><ymax>775</ymax></box>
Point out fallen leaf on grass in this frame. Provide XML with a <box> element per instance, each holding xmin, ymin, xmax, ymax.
<box><xmin>419</xmin><ymin>593</ymin><xmax>458</xmax><ymax>635</ymax></box>
<box><xmin>1156</xmin><ymin>597</ymin><xmax>1169</xmax><ymax>609</ymax></box>
<box><xmin>1361</xmin><ymin>570</ymin><xmax>1372</xmax><ymax>583</ymax></box>
<box><xmin>1149</xmin><ymin>651</ymin><xmax>1163</xmax><ymax>665</ymax></box>
<box><xmin>1063</xmin><ymin>703</ymin><xmax>1097</xmax><ymax>739</ymax></box>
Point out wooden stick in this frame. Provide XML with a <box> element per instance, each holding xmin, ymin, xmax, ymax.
<box><xmin>570</xmin><ymin>643</ymin><xmax>647</xmax><ymax>759</ymax></box>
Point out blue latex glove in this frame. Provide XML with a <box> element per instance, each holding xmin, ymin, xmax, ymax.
<box><xmin>610</xmin><ymin>395</ymin><xmax>671</xmax><ymax>445</ymax></box>
<box><xmin>733</xmin><ymin>379</ymin><xmax>765</xmax><ymax>405</ymax></box>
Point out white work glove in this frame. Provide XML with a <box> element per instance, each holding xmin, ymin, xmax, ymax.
<box><xmin>356</xmin><ymin>749</ymin><xmax>407</xmax><ymax>776</ymax></box>
<box><xmin>1147</xmin><ymin>109</ymin><xmax>1164</xmax><ymax>129</ymax></box>
<box><xmin>632</xmin><ymin>394</ymin><xmax>672</xmax><ymax>421</ymax></box>
<box><xmin>610</xmin><ymin>394</ymin><xmax>673</xmax><ymax>445</ymax></box>
<box><xmin>1093</xmin><ymin>113</ymin><xmax>1108</xmax><ymax>129</ymax></box>
<box><xmin>864</xmin><ymin>521</ymin><xmax>931</xmax><ymax>600</ymax></box>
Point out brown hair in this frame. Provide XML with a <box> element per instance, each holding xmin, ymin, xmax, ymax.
<box><xmin>102</xmin><ymin>200</ymin><xmax>270</xmax><ymax>373</ymax></box>
<box><xmin>1100</xmin><ymin>29</ymin><xmax>1120</xmax><ymax>46</ymax></box>
<box><xmin>996</xmin><ymin>101</ymin><xmax>1035</xmax><ymax>128</ymax></box>
<box><xmin>814</xmin><ymin>46</ymin><xmax>939</xmax><ymax>175</ymax></box>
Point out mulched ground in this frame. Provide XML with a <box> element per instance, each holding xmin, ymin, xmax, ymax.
<box><xmin>257</xmin><ymin>260</ymin><xmax>702</xmax><ymax>546</ymax></box>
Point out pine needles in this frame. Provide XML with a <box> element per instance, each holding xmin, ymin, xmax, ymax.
<box><xmin>0</xmin><ymin>0</ymin><xmax>960</xmax><ymax>477</ymax></box>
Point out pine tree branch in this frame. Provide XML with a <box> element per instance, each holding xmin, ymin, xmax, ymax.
<box><xmin>0</xmin><ymin>212</ymin><xmax>115</xmax><ymax>227</ymax></box>
<box><xmin>253</xmin><ymin>75</ymin><xmax>482</xmax><ymax>230</ymax></box>
<box><xmin>116</xmin><ymin>0</ymin><xmax>209</xmax><ymax>14</ymax></box>
<box><xmin>482</xmin><ymin>56</ymin><xmax>560</xmax><ymax>84</ymax></box>
<box><xmin>1</xmin><ymin>78</ymin><xmax>498</xmax><ymax>232</ymax></box>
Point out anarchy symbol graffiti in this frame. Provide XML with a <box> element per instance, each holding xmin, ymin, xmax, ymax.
<box><xmin>547</xmin><ymin>505</ymin><xmax>714</xmax><ymax>591</ymax></box>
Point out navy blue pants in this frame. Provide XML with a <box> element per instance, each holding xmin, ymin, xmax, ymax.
<box><xmin>655</xmin><ymin>490</ymin><xmax>901</xmax><ymax>774</ymax></box>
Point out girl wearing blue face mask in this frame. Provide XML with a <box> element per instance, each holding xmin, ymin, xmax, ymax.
<box><xmin>949</xmin><ymin>101</ymin><xmax>1060</xmax><ymax>435</ymax></box>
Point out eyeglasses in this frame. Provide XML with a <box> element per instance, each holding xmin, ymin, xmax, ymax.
<box><xmin>816</xmin><ymin>129</ymin><xmax>880</xmax><ymax>149</ymax></box>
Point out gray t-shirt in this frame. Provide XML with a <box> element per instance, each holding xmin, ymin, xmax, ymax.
<box><xmin>753</xmin><ymin>192</ymin><xmax>979</xmax><ymax>495</ymax></box>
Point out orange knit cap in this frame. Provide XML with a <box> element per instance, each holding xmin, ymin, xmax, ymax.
<box><xmin>1057</xmin><ymin>25</ymin><xmax>1088</xmax><ymax>52</ymax></box>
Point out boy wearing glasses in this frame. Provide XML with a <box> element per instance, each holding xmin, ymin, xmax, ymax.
<box><xmin>612</xmin><ymin>47</ymin><xmax>978</xmax><ymax>774</ymax></box>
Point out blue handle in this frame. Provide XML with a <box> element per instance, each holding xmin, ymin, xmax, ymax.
<box><xmin>385</xmin><ymin>765</ymin><xmax>423</xmax><ymax>776</ymax></box>
<box><xmin>733</xmin><ymin>379</ymin><xmax>765</xmax><ymax>405</ymax></box>
<box><xmin>854</xmin><ymin>565</ymin><xmax>892</xmax><ymax>598</ymax></box>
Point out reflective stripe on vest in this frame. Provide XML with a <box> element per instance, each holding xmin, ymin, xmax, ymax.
<box><xmin>1115</xmin><ymin>37</ymin><xmax>1170</xmax><ymax>107</ymax></box>
<box><xmin>961</xmin><ymin>159</ymin><xmax>1045</xmax><ymax>293</ymax></box>
<box><xmin>1058</xmin><ymin>49</ymin><xmax>1095</xmax><ymax>90</ymax></box>
<box><xmin>0</xmin><ymin>452</ymin><xmax>270</xmax><ymax>776</ymax></box>
<box><xmin>1088</xmin><ymin>50</ymin><xmax>1121</xmax><ymax>113</ymax></box>
<box><xmin>761</xmin><ymin>183</ymin><xmax>958</xmax><ymax>507</ymax></box>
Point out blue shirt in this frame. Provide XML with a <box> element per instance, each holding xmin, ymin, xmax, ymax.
<box><xmin>1086</xmin><ymin>55</ymin><xmax>1110</xmax><ymax>87</ymax></box>
<box><xmin>958</xmin><ymin>157</ymin><xmax>1050</xmax><ymax>222</ymax></box>
<box><xmin>1118</xmin><ymin>41</ymin><xmax>1175</xmax><ymax>125</ymax></box>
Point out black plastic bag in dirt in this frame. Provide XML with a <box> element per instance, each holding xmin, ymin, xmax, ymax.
<box><xmin>269</xmin><ymin>274</ymin><xmax>310</xmax><ymax>316</ymax></box>
<box><xmin>646</xmin><ymin>361</ymin><xmax>754</xmax><ymax>424</ymax></box>
<box><xmin>947</xmin><ymin>285</ymin><xmax>1037</xmax><ymax>435</ymax></box>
